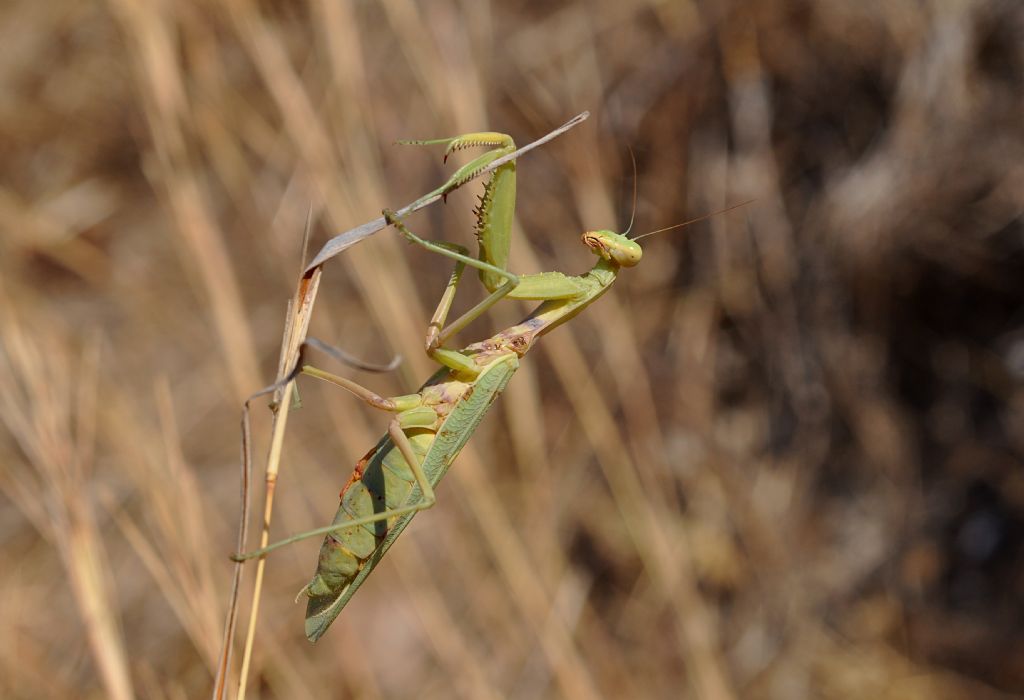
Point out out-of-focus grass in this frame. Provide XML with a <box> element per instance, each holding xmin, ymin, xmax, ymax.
<box><xmin>1</xmin><ymin>0</ymin><xmax>1023</xmax><ymax>698</ymax></box>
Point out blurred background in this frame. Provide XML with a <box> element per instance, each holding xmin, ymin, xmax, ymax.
<box><xmin>2</xmin><ymin>0</ymin><xmax>1023</xmax><ymax>698</ymax></box>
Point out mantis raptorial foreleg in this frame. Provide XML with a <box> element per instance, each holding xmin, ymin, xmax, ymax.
<box><xmin>395</xmin><ymin>133</ymin><xmax>600</xmax><ymax>378</ymax></box>
<box><xmin>400</xmin><ymin>133</ymin><xmax>516</xmax><ymax>294</ymax></box>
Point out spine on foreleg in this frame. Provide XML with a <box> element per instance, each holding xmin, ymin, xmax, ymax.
<box><xmin>474</xmin><ymin>163</ymin><xmax>516</xmax><ymax>291</ymax></box>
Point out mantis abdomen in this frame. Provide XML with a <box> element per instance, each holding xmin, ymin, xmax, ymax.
<box><xmin>302</xmin><ymin>353</ymin><xmax>519</xmax><ymax>641</ymax></box>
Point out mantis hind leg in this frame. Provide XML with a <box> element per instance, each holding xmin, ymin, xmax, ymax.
<box><xmin>232</xmin><ymin>412</ymin><xmax>438</xmax><ymax>561</ymax></box>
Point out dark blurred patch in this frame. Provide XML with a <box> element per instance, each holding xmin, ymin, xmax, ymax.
<box><xmin>975</xmin><ymin>1</ymin><xmax>1024</xmax><ymax>88</ymax></box>
<box><xmin>567</xmin><ymin>525</ymin><xmax>638</xmax><ymax>613</ymax></box>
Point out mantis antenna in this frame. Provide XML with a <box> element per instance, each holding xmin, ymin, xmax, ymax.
<box><xmin>623</xmin><ymin>147</ymin><xmax>638</xmax><ymax>237</ymax></box>
<box><xmin>630</xmin><ymin>200</ymin><xmax>754</xmax><ymax>241</ymax></box>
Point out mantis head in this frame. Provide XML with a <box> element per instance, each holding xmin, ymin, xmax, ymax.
<box><xmin>582</xmin><ymin>230</ymin><xmax>643</xmax><ymax>267</ymax></box>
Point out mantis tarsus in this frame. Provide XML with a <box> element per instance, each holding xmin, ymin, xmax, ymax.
<box><xmin>232</xmin><ymin>130</ymin><xmax>733</xmax><ymax>642</ymax></box>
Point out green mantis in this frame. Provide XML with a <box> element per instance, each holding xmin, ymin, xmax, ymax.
<box><xmin>232</xmin><ymin>131</ymin><xmax>651</xmax><ymax>642</ymax></box>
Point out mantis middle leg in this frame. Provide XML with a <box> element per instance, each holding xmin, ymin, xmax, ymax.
<box><xmin>383</xmin><ymin>210</ymin><xmax>592</xmax><ymax>378</ymax></box>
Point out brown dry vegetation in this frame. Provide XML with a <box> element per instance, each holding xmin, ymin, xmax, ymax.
<box><xmin>2</xmin><ymin>1</ymin><xmax>1024</xmax><ymax>698</ymax></box>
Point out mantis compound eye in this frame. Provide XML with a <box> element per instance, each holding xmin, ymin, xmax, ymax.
<box><xmin>609</xmin><ymin>236</ymin><xmax>643</xmax><ymax>266</ymax></box>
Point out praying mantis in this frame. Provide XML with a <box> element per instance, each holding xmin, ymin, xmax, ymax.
<box><xmin>232</xmin><ymin>132</ymin><xmax>726</xmax><ymax>642</ymax></box>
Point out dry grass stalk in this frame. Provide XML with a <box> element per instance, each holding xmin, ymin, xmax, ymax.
<box><xmin>3</xmin><ymin>0</ymin><xmax>1023</xmax><ymax>697</ymax></box>
<box><xmin>0</xmin><ymin>311</ymin><xmax>133</xmax><ymax>700</ymax></box>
